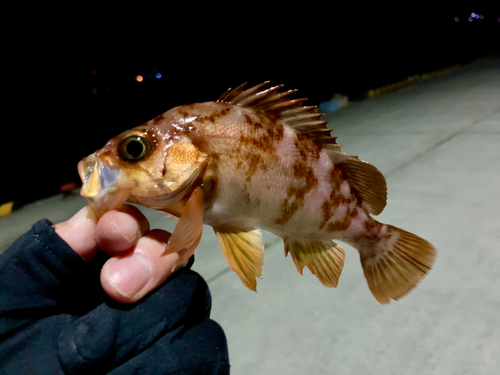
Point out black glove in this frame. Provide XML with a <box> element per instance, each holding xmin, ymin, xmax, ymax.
<box><xmin>0</xmin><ymin>219</ymin><xmax>229</xmax><ymax>374</ymax></box>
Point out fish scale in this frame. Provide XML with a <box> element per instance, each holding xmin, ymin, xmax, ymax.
<box><xmin>78</xmin><ymin>82</ymin><xmax>436</xmax><ymax>304</ymax></box>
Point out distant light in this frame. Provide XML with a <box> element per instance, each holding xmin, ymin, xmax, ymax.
<box><xmin>146</xmin><ymin>74</ymin><xmax>152</xmax><ymax>79</ymax></box>
<box><xmin>471</xmin><ymin>13</ymin><xmax>476</xmax><ymax>17</ymax></box>
<box><xmin>91</xmin><ymin>88</ymin><xmax>97</xmax><ymax>94</ymax></box>
<box><xmin>454</xmin><ymin>17</ymin><xmax>459</xmax><ymax>22</ymax></box>
<box><xmin>498</xmin><ymin>18</ymin><xmax>500</xmax><ymax>22</ymax></box>
<box><xmin>136</xmin><ymin>75</ymin><xmax>144</xmax><ymax>82</ymax></box>
<box><xmin>155</xmin><ymin>72</ymin><xmax>162</xmax><ymax>79</ymax></box>
<box><xmin>480</xmin><ymin>15</ymin><xmax>484</xmax><ymax>19</ymax></box>
<box><xmin>90</xmin><ymin>69</ymin><xmax>96</xmax><ymax>75</ymax></box>
<box><xmin>468</xmin><ymin>17</ymin><xmax>473</xmax><ymax>22</ymax></box>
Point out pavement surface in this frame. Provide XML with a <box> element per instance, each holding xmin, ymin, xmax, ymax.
<box><xmin>1</xmin><ymin>55</ymin><xmax>499</xmax><ymax>374</ymax></box>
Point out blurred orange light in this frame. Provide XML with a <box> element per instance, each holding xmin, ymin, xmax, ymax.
<box><xmin>136</xmin><ymin>75</ymin><xmax>144</xmax><ymax>82</ymax></box>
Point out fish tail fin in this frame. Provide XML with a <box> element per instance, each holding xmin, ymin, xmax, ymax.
<box><xmin>357</xmin><ymin>222</ymin><xmax>437</xmax><ymax>304</ymax></box>
<box><xmin>284</xmin><ymin>238</ymin><xmax>345</xmax><ymax>288</ymax></box>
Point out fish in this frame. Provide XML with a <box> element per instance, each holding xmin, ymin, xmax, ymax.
<box><xmin>78</xmin><ymin>81</ymin><xmax>437</xmax><ymax>304</ymax></box>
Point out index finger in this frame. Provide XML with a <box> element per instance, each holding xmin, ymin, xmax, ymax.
<box><xmin>95</xmin><ymin>205</ymin><xmax>150</xmax><ymax>254</ymax></box>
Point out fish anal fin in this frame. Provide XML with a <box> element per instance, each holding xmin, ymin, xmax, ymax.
<box><xmin>164</xmin><ymin>187</ymin><xmax>204</xmax><ymax>258</ymax></box>
<box><xmin>359</xmin><ymin>224</ymin><xmax>437</xmax><ymax>304</ymax></box>
<box><xmin>214</xmin><ymin>225</ymin><xmax>264</xmax><ymax>292</ymax></box>
<box><xmin>329</xmin><ymin>151</ymin><xmax>387</xmax><ymax>216</ymax></box>
<box><xmin>284</xmin><ymin>238</ymin><xmax>346</xmax><ymax>288</ymax></box>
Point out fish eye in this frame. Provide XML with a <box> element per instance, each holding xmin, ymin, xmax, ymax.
<box><xmin>118</xmin><ymin>135</ymin><xmax>151</xmax><ymax>162</ymax></box>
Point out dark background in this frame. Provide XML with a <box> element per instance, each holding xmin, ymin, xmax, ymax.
<box><xmin>3</xmin><ymin>3</ymin><xmax>499</xmax><ymax>208</ymax></box>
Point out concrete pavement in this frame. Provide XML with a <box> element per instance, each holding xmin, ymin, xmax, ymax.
<box><xmin>1</xmin><ymin>55</ymin><xmax>499</xmax><ymax>374</ymax></box>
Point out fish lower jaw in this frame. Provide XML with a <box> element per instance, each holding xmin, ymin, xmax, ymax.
<box><xmin>84</xmin><ymin>188</ymin><xmax>132</xmax><ymax>219</ymax></box>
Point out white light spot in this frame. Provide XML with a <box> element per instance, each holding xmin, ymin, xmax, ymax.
<box><xmin>340</xmin><ymin>181</ymin><xmax>350</xmax><ymax>198</ymax></box>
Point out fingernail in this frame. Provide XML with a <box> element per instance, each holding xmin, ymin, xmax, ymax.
<box><xmin>105</xmin><ymin>255</ymin><xmax>152</xmax><ymax>298</ymax></box>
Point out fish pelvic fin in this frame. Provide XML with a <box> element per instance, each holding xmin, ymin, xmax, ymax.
<box><xmin>164</xmin><ymin>187</ymin><xmax>204</xmax><ymax>270</ymax></box>
<box><xmin>358</xmin><ymin>222</ymin><xmax>437</xmax><ymax>304</ymax></box>
<box><xmin>284</xmin><ymin>238</ymin><xmax>345</xmax><ymax>288</ymax></box>
<box><xmin>214</xmin><ymin>225</ymin><xmax>264</xmax><ymax>292</ymax></box>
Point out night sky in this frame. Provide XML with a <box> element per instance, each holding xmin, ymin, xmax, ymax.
<box><xmin>3</xmin><ymin>3</ymin><xmax>499</xmax><ymax>207</ymax></box>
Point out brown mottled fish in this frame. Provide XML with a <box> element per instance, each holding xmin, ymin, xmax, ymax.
<box><xmin>79</xmin><ymin>82</ymin><xmax>436</xmax><ymax>304</ymax></box>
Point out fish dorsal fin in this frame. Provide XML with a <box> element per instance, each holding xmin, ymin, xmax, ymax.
<box><xmin>327</xmin><ymin>151</ymin><xmax>387</xmax><ymax>216</ymax></box>
<box><xmin>216</xmin><ymin>82</ymin><xmax>342</xmax><ymax>152</ymax></box>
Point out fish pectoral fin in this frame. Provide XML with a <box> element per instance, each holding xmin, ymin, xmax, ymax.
<box><xmin>359</xmin><ymin>224</ymin><xmax>437</xmax><ymax>304</ymax></box>
<box><xmin>214</xmin><ymin>225</ymin><xmax>264</xmax><ymax>292</ymax></box>
<box><xmin>284</xmin><ymin>238</ymin><xmax>345</xmax><ymax>288</ymax></box>
<box><xmin>164</xmin><ymin>187</ymin><xmax>204</xmax><ymax>266</ymax></box>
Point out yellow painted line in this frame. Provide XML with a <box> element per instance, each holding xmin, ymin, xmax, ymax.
<box><xmin>0</xmin><ymin>201</ymin><xmax>14</xmax><ymax>216</ymax></box>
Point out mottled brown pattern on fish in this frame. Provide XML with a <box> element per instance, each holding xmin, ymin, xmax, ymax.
<box><xmin>318</xmin><ymin>165</ymin><xmax>352</xmax><ymax>231</ymax></box>
<box><xmin>176</xmin><ymin>104</ymin><xmax>231</xmax><ymax>123</ymax></box>
<box><xmin>319</xmin><ymin>201</ymin><xmax>332</xmax><ymax>230</ymax></box>
<box><xmin>246</xmin><ymin>153</ymin><xmax>262</xmax><ymax>183</ymax></box>
<box><xmin>199</xmin><ymin>107</ymin><xmax>231</xmax><ymax>123</ymax></box>
<box><xmin>357</xmin><ymin>218</ymin><xmax>392</xmax><ymax>252</ymax></box>
<box><xmin>350</xmin><ymin>208</ymin><xmax>358</xmax><ymax>219</ymax></box>
<box><xmin>256</xmin><ymin>111</ymin><xmax>276</xmax><ymax>125</ymax></box>
<box><xmin>275</xmin><ymin>161</ymin><xmax>318</xmax><ymax>226</ymax></box>
<box><xmin>244</xmin><ymin>114</ymin><xmax>264</xmax><ymax>129</ymax></box>
<box><xmin>364</xmin><ymin>219</ymin><xmax>377</xmax><ymax>233</ymax></box>
<box><xmin>186</xmin><ymin>132</ymin><xmax>209</xmax><ymax>154</ymax></box>
<box><xmin>243</xmin><ymin>190</ymin><xmax>251</xmax><ymax>204</ymax></box>
<box><xmin>237</xmin><ymin>124</ymin><xmax>284</xmax><ymax>155</ymax></box>
<box><xmin>327</xmin><ymin>215</ymin><xmax>351</xmax><ymax>233</ymax></box>
<box><xmin>295</xmin><ymin>134</ymin><xmax>321</xmax><ymax>160</ymax></box>
<box><xmin>177</xmin><ymin>107</ymin><xmax>191</xmax><ymax>118</ymax></box>
<box><xmin>153</xmin><ymin>114</ymin><xmax>164</xmax><ymax>124</ymax></box>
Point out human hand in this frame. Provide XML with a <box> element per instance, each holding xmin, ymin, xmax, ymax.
<box><xmin>54</xmin><ymin>205</ymin><xmax>188</xmax><ymax>303</ymax></box>
<box><xmin>1</xmin><ymin>205</ymin><xmax>229</xmax><ymax>374</ymax></box>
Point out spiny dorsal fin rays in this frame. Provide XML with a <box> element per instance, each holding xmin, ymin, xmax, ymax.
<box><xmin>251</xmin><ymin>88</ymin><xmax>297</xmax><ymax>109</ymax></box>
<box><xmin>216</xmin><ymin>81</ymin><xmax>342</xmax><ymax>152</ymax></box>
<box><xmin>238</xmin><ymin>84</ymin><xmax>285</xmax><ymax>107</ymax></box>
<box><xmin>286</xmin><ymin>113</ymin><xmax>325</xmax><ymax>124</ymax></box>
<box><xmin>231</xmin><ymin>81</ymin><xmax>270</xmax><ymax>103</ymax></box>
<box><xmin>282</xmin><ymin>105</ymin><xmax>317</xmax><ymax>117</ymax></box>
<box><xmin>216</xmin><ymin>82</ymin><xmax>248</xmax><ymax>103</ymax></box>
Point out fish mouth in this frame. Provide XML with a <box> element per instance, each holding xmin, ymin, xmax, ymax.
<box><xmin>78</xmin><ymin>153</ymin><xmax>132</xmax><ymax>218</ymax></box>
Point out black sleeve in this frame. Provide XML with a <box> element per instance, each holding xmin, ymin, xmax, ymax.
<box><xmin>0</xmin><ymin>219</ymin><xmax>105</xmax><ymax>336</ymax></box>
<box><xmin>0</xmin><ymin>219</ymin><xmax>229</xmax><ymax>374</ymax></box>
